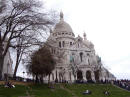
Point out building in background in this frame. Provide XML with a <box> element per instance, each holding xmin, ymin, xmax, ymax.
<box><xmin>1</xmin><ymin>39</ymin><xmax>13</xmax><ymax>80</ymax></box>
<box><xmin>46</xmin><ymin>12</ymin><xmax>116</xmax><ymax>83</ymax></box>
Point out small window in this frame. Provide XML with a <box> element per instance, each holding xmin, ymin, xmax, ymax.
<box><xmin>87</xmin><ymin>53</ymin><xmax>90</xmax><ymax>56</ymax></box>
<box><xmin>63</xmin><ymin>41</ymin><xmax>65</xmax><ymax>47</ymax></box>
<box><xmin>62</xmin><ymin>33</ymin><xmax>64</xmax><ymax>35</ymax></box>
<box><xmin>88</xmin><ymin>59</ymin><xmax>90</xmax><ymax>65</ymax></box>
<box><xmin>70</xmin><ymin>42</ymin><xmax>72</xmax><ymax>46</ymax></box>
<box><xmin>80</xmin><ymin>52</ymin><xmax>83</xmax><ymax>62</ymax></box>
<box><xmin>59</xmin><ymin>42</ymin><xmax>61</xmax><ymax>48</ymax></box>
<box><xmin>54</xmin><ymin>49</ymin><xmax>56</xmax><ymax>54</ymax></box>
<box><xmin>72</xmin><ymin>52</ymin><xmax>75</xmax><ymax>55</ymax></box>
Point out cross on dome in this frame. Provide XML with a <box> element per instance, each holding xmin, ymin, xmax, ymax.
<box><xmin>83</xmin><ymin>31</ymin><xmax>87</xmax><ymax>40</ymax></box>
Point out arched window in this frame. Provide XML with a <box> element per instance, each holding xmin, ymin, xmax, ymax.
<box><xmin>88</xmin><ymin>59</ymin><xmax>90</xmax><ymax>65</ymax></box>
<box><xmin>59</xmin><ymin>42</ymin><xmax>61</xmax><ymax>48</ymax></box>
<box><xmin>77</xmin><ymin>70</ymin><xmax>83</xmax><ymax>80</ymax></box>
<box><xmin>70</xmin><ymin>42</ymin><xmax>72</xmax><ymax>46</ymax></box>
<box><xmin>53</xmin><ymin>49</ymin><xmax>56</xmax><ymax>54</ymax></box>
<box><xmin>80</xmin><ymin>52</ymin><xmax>83</xmax><ymax>62</ymax></box>
<box><xmin>62</xmin><ymin>41</ymin><xmax>65</xmax><ymax>47</ymax></box>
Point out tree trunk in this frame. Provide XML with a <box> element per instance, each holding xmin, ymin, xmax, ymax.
<box><xmin>0</xmin><ymin>57</ymin><xmax>4</xmax><ymax>80</ymax></box>
<box><xmin>35</xmin><ymin>75</ymin><xmax>39</xmax><ymax>83</ymax></box>
<box><xmin>13</xmin><ymin>47</ymin><xmax>22</xmax><ymax>79</ymax></box>
<box><xmin>48</xmin><ymin>74</ymin><xmax>50</xmax><ymax>84</ymax></box>
<box><xmin>40</xmin><ymin>75</ymin><xmax>43</xmax><ymax>84</ymax></box>
<box><xmin>13</xmin><ymin>55</ymin><xmax>19</xmax><ymax>79</ymax></box>
<box><xmin>0</xmin><ymin>36</ymin><xmax>4</xmax><ymax>80</ymax></box>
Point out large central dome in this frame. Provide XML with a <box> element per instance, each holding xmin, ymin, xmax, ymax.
<box><xmin>54</xmin><ymin>20</ymin><xmax>73</xmax><ymax>33</ymax></box>
<box><xmin>53</xmin><ymin>12</ymin><xmax>75</xmax><ymax>38</ymax></box>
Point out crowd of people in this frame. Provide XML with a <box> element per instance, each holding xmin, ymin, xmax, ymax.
<box><xmin>3</xmin><ymin>76</ymin><xmax>130</xmax><ymax>92</ymax></box>
<box><xmin>114</xmin><ymin>79</ymin><xmax>130</xmax><ymax>91</ymax></box>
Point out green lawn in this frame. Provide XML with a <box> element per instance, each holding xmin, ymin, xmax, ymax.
<box><xmin>0</xmin><ymin>83</ymin><xmax>130</xmax><ymax>97</ymax></box>
<box><xmin>64</xmin><ymin>84</ymin><xmax>130</xmax><ymax>97</ymax></box>
<box><xmin>28</xmin><ymin>84</ymin><xmax>72</xmax><ymax>97</ymax></box>
<box><xmin>0</xmin><ymin>85</ymin><xmax>27</xmax><ymax>97</ymax></box>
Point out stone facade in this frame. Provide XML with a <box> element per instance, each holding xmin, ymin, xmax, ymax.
<box><xmin>46</xmin><ymin>12</ymin><xmax>116</xmax><ymax>83</ymax></box>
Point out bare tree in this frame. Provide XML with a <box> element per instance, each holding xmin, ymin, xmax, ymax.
<box><xmin>0</xmin><ymin>0</ymin><xmax>55</xmax><ymax>79</ymax></box>
<box><xmin>13</xmin><ymin>33</ymin><xmax>43</xmax><ymax>78</ymax></box>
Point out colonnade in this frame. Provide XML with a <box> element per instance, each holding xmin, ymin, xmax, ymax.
<box><xmin>47</xmin><ymin>69</ymin><xmax>102</xmax><ymax>83</ymax></box>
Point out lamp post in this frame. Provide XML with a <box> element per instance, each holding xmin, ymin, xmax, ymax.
<box><xmin>6</xmin><ymin>63</ymin><xmax>10</xmax><ymax>82</ymax></box>
<box><xmin>23</xmin><ymin>71</ymin><xmax>25</xmax><ymax>81</ymax></box>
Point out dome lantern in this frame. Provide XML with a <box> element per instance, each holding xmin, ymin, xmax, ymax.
<box><xmin>83</xmin><ymin>31</ymin><xmax>87</xmax><ymax>40</ymax></box>
<box><xmin>60</xmin><ymin>11</ymin><xmax>64</xmax><ymax>20</ymax></box>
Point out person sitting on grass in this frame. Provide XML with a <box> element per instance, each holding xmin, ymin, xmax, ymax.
<box><xmin>4</xmin><ymin>81</ymin><xmax>15</xmax><ymax>88</ymax></box>
<box><xmin>83</xmin><ymin>90</ymin><xmax>92</xmax><ymax>95</ymax></box>
<box><xmin>103</xmin><ymin>90</ymin><xmax>110</xmax><ymax>95</ymax></box>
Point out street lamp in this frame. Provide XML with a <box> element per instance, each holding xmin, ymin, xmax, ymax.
<box><xmin>23</xmin><ymin>71</ymin><xmax>25</xmax><ymax>78</ymax></box>
<box><xmin>22</xmin><ymin>71</ymin><xmax>25</xmax><ymax>81</ymax></box>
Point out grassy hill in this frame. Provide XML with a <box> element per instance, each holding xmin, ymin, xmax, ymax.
<box><xmin>0</xmin><ymin>83</ymin><xmax>130</xmax><ymax>97</ymax></box>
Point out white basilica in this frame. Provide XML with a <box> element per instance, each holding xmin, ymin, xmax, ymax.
<box><xmin>46</xmin><ymin>12</ymin><xmax>116</xmax><ymax>83</ymax></box>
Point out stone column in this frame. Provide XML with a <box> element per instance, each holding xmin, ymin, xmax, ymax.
<box><xmin>91</xmin><ymin>71</ymin><xmax>95</xmax><ymax>82</ymax></box>
<box><xmin>55</xmin><ymin>70</ymin><xmax>58</xmax><ymax>82</ymax></box>
<box><xmin>66</xmin><ymin>72</ymin><xmax>70</xmax><ymax>82</ymax></box>
<box><xmin>52</xmin><ymin>73</ymin><xmax>54</xmax><ymax>81</ymax></box>
<box><xmin>69</xmin><ymin>72</ymin><xmax>71</xmax><ymax>81</ymax></box>
<box><xmin>82</xmin><ymin>71</ymin><xmax>86</xmax><ymax>81</ymax></box>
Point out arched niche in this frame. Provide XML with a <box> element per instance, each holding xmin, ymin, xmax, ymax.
<box><xmin>77</xmin><ymin>70</ymin><xmax>83</xmax><ymax>80</ymax></box>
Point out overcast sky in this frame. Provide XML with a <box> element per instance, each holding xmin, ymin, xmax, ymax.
<box><xmin>41</xmin><ymin>0</ymin><xmax>130</xmax><ymax>79</ymax></box>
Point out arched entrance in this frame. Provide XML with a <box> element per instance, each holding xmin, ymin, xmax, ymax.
<box><xmin>77</xmin><ymin>70</ymin><xmax>83</xmax><ymax>80</ymax></box>
<box><xmin>86</xmin><ymin>71</ymin><xmax>92</xmax><ymax>81</ymax></box>
<box><xmin>94</xmin><ymin>70</ymin><xmax>100</xmax><ymax>81</ymax></box>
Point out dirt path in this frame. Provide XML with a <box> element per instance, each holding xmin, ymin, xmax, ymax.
<box><xmin>60</xmin><ymin>84</ymin><xmax>78</xmax><ymax>97</ymax></box>
<box><xmin>18</xmin><ymin>91</ymin><xmax>34</xmax><ymax>97</ymax></box>
<box><xmin>18</xmin><ymin>86</ymin><xmax>34</xmax><ymax>97</ymax></box>
<box><xmin>113</xmin><ymin>84</ymin><xmax>130</xmax><ymax>92</ymax></box>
